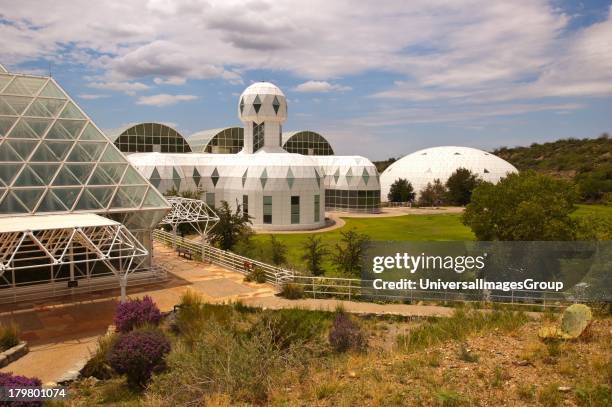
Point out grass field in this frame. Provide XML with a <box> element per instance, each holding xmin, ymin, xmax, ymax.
<box><xmin>250</xmin><ymin>203</ymin><xmax>610</xmax><ymax>274</ymax></box>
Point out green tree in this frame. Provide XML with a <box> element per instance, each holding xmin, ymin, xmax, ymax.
<box><xmin>332</xmin><ymin>229</ymin><xmax>370</xmax><ymax>276</ymax></box>
<box><xmin>462</xmin><ymin>171</ymin><xmax>580</xmax><ymax>241</ymax></box>
<box><xmin>268</xmin><ymin>235</ymin><xmax>287</xmax><ymax>265</ymax></box>
<box><xmin>301</xmin><ymin>235</ymin><xmax>327</xmax><ymax>276</ymax></box>
<box><xmin>418</xmin><ymin>179</ymin><xmax>447</xmax><ymax>206</ymax></box>
<box><xmin>387</xmin><ymin>178</ymin><xmax>416</xmax><ymax>203</ymax></box>
<box><xmin>445</xmin><ymin>168</ymin><xmax>480</xmax><ymax>206</ymax></box>
<box><xmin>209</xmin><ymin>200</ymin><xmax>253</xmax><ymax>250</ymax></box>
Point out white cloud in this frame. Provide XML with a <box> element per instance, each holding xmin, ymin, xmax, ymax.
<box><xmin>293</xmin><ymin>80</ymin><xmax>352</xmax><ymax>93</ymax></box>
<box><xmin>78</xmin><ymin>93</ymin><xmax>111</xmax><ymax>100</ymax></box>
<box><xmin>88</xmin><ymin>80</ymin><xmax>150</xmax><ymax>95</ymax></box>
<box><xmin>153</xmin><ymin>76</ymin><xmax>186</xmax><ymax>85</ymax></box>
<box><xmin>135</xmin><ymin>93</ymin><xmax>198</xmax><ymax>107</ymax></box>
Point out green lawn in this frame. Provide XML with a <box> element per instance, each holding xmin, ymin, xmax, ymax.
<box><xmin>251</xmin><ymin>212</ymin><xmax>474</xmax><ymax>275</ymax></box>
<box><xmin>248</xmin><ymin>204</ymin><xmax>610</xmax><ymax>275</ymax></box>
<box><xmin>573</xmin><ymin>203</ymin><xmax>612</xmax><ymax>218</ymax></box>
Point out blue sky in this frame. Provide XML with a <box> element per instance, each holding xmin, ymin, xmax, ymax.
<box><xmin>1</xmin><ymin>0</ymin><xmax>611</xmax><ymax>160</ymax></box>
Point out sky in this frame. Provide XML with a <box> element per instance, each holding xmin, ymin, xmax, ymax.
<box><xmin>1</xmin><ymin>0</ymin><xmax>611</xmax><ymax>160</ymax></box>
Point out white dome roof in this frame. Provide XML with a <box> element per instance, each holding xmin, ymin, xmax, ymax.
<box><xmin>380</xmin><ymin>146</ymin><xmax>518</xmax><ymax>201</ymax></box>
<box><xmin>238</xmin><ymin>81</ymin><xmax>287</xmax><ymax>123</ymax></box>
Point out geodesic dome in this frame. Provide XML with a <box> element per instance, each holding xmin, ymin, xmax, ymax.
<box><xmin>380</xmin><ymin>146</ymin><xmax>518</xmax><ymax>201</ymax></box>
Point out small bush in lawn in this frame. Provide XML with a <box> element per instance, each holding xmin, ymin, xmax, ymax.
<box><xmin>81</xmin><ymin>334</ymin><xmax>115</xmax><ymax>380</ymax></box>
<box><xmin>107</xmin><ymin>328</ymin><xmax>170</xmax><ymax>389</ymax></box>
<box><xmin>113</xmin><ymin>296</ymin><xmax>161</xmax><ymax>333</ymax></box>
<box><xmin>244</xmin><ymin>267</ymin><xmax>267</xmax><ymax>284</ymax></box>
<box><xmin>280</xmin><ymin>283</ymin><xmax>304</xmax><ymax>299</ymax></box>
<box><xmin>328</xmin><ymin>310</ymin><xmax>366</xmax><ymax>352</ymax></box>
<box><xmin>0</xmin><ymin>322</ymin><xmax>20</xmax><ymax>351</ymax></box>
<box><xmin>0</xmin><ymin>372</ymin><xmax>42</xmax><ymax>406</ymax></box>
<box><xmin>254</xmin><ymin>308</ymin><xmax>330</xmax><ymax>349</ymax></box>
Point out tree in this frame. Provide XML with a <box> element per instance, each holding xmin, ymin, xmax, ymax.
<box><xmin>387</xmin><ymin>178</ymin><xmax>416</xmax><ymax>203</ymax></box>
<box><xmin>301</xmin><ymin>235</ymin><xmax>327</xmax><ymax>276</ymax></box>
<box><xmin>209</xmin><ymin>200</ymin><xmax>253</xmax><ymax>250</ymax></box>
<box><xmin>462</xmin><ymin>171</ymin><xmax>580</xmax><ymax>241</ymax></box>
<box><xmin>445</xmin><ymin>168</ymin><xmax>480</xmax><ymax>206</ymax></box>
<box><xmin>418</xmin><ymin>179</ymin><xmax>447</xmax><ymax>206</ymax></box>
<box><xmin>268</xmin><ymin>235</ymin><xmax>287</xmax><ymax>265</ymax></box>
<box><xmin>332</xmin><ymin>229</ymin><xmax>370</xmax><ymax>276</ymax></box>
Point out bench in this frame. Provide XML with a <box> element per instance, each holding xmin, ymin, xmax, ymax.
<box><xmin>176</xmin><ymin>247</ymin><xmax>192</xmax><ymax>260</ymax></box>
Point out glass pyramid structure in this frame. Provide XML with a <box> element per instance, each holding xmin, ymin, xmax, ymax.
<box><xmin>0</xmin><ymin>68</ymin><xmax>169</xmax><ymax>229</ymax></box>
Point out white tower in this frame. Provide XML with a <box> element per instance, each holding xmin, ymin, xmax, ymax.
<box><xmin>238</xmin><ymin>82</ymin><xmax>287</xmax><ymax>154</ymax></box>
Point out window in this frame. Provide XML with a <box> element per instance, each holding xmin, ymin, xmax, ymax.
<box><xmin>206</xmin><ymin>192</ymin><xmax>215</xmax><ymax>208</ymax></box>
<box><xmin>263</xmin><ymin>195</ymin><xmax>272</xmax><ymax>224</ymax></box>
<box><xmin>253</xmin><ymin>122</ymin><xmax>264</xmax><ymax>152</ymax></box>
<box><xmin>291</xmin><ymin>196</ymin><xmax>300</xmax><ymax>224</ymax></box>
<box><xmin>242</xmin><ymin>195</ymin><xmax>248</xmax><ymax>215</ymax></box>
<box><xmin>314</xmin><ymin>194</ymin><xmax>320</xmax><ymax>222</ymax></box>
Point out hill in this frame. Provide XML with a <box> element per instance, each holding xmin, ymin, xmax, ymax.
<box><xmin>493</xmin><ymin>134</ymin><xmax>611</xmax><ymax>202</ymax></box>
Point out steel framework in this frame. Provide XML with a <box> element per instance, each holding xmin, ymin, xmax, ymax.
<box><xmin>0</xmin><ymin>214</ymin><xmax>148</xmax><ymax>302</ymax></box>
<box><xmin>159</xmin><ymin>196</ymin><xmax>219</xmax><ymax>256</ymax></box>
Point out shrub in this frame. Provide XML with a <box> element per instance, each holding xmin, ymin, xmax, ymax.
<box><xmin>328</xmin><ymin>311</ymin><xmax>366</xmax><ymax>352</ymax></box>
<box><xmin>244</xmin><ymin>267</ymin><xmax>267</xmax><ymax>284</ymax></box>
<box><xmin>81</xmin><ymin>334</ymin><xmax>115</xmax><ymax>380</ymax></box>
<box><xmin>107</xmin><ymin>328</ymin><xmax>171</xmax><ymax>389</ymax></box>
<box><xmin>280</xmin><ymin>283</ymin><xmax>304</xmax><ymax>299</ymax></box>
<box><xmin>148</xmin><ymin>318</ymin><xmax>303</xmax><ymax>404</ymax></box>
<box><xmin>0</xmin><ymin>372</ymin><xmax>42</xmax><ymax>407</ymax></box>
<box><xmin>0</xmin><ymin>322</ymin><xmax>20</xmax><ymax>351</ymax></box>
<box><xmin>254</xmin><ymin>308</ymin><xmax>330</xmax><ymax>349</ymax></box>
<box><xmin>113</xmin><ymin>296</ymin><xmax>161</xmax><ymax>333</ymax></box>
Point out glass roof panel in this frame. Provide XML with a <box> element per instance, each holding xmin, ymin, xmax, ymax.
<box><xmin>0</xmin><ymin>75</ymin><xmax>11</xmax><ymax>91</ymax></box>
<box><xmin>37</xmin><ymin>190</ymin><xmax>68</xmax><ymax>212</ymax></box>
<box><xmin>45</xmin><ymin>119</ymin><xmax>85</xmax><ymax>139</ymax></box>
<box><xmin>79</xmin><ymin>142</ymin><xmax>105</xmax><ymax>161</ymax></box>
<box><xmin>7</xmin><ymin>118</ymin><xmax>51</xmax><ymax>139</ymax></box>
<box><xmin>6</xmin><ymin>139</ymin><xmax>38</xmax><ymax>161</ymax></box>
<box><xmin>100</xmin><ymin>163</ymin><xmax>127</xmax><ymax>183</ymax></box>
<box><xmin>13</xmin><ymin>188</ymin><xmax>44</xmax><ymax>211</ymax></box>
<box><xmin>120</xmin><ymin>166</ymin><xmax>146</xmax><ymax>185</ymax></box>
<box><xmin>3</xmin><ymin>77</ymin><xmax>46</xmax><ymax>96</ymax></box>
<box><xmin>0</xmin><ymin>141</ymin><xmax>21</xmax><ymax>161</ymax></box>
<box><xmin>79</xmin><ymin>123</ymin><xmax>107</xmax><ymax>141</ymax></box>
<box><xmin>0</xmin><ymin>164</ymin><xmax>24</xmax><ymax>186</ymax></box>
<box><xmin>50</xmin><ymin>187</ymin><xmax>81</xmax><ymax>210</ymax></box>
<box><xmin>0</xmin><ymin>96</ymin><xmax>32</xmax><ymax>115</ymax></box>
<box><xmin>88</xmin><ymin>165</ymin><xmax>114</xmax><ymax>185</ymax></box>
<box><xmin>30</xmin><ymin>163</ymin><xmax>61</xmax><ymax>184</ymax></box>
<box><xmin>98</xmin><ymin>144</ymin><xmax>126</xmax><ymax>162</ymax></box>
<box><xmin>111</xmin><ymin>185</ymin><xmax>147</xmax><ymax>208</ymax></box>
<box><xmin>0</xmin><ymin>192</ymin><xmax>29</xmax><ymax>214</ymax></box>
<box><xmin>52</xmin><ymin>166</ymin><xmax>81</xmax><ymax>186</ymax></box>
<box><xmin>59</xmin><ymin>101</ymin><xmax>85</xmax><ymax>119</ymax></box>
<box><xmin>23</xmin><ymin>98</ymin><xmax>65</xmax><ymax>117</ymax></box>
<box><xmin>88</xmin><ymin>186</ymin><xmax>116</xmax><ymax>208</ymax></box>
<box><xmin>14</xmin><ymin>166</ymin><xmax>45</xmax><ymax>187</ymax></box>
<box><xmin>38</xmin><ymin>81</ymin><xmax>66</xmax><ymax>98</ymax></box>
<box><xmin>74</xmin><ymin>189</ymin><xmax>103</xmax><ymax>210</ymax></box>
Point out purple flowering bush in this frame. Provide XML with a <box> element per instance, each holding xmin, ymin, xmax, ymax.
<box><xmin>328</xmin><ymin>311</ymin><xmax>366</xmax><ymax>353</ymax></box>
<box><xmin>0</xmin><ymin>372</ymin><xmax>42</xmax><ymax>407</ymax></box>
<box><xmin>113</xmin><ymin>296</ymin><xmax>161</xmax><ymax>333</ymax></box>
<box><xmin>107</xmin><ymin>329</ymin><xmax>171</xmax><ymax>389</ymax></box>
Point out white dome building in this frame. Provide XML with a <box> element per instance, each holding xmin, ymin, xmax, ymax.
<box><xmin>126</xmin><ymin>81</ymin><xmax>381</xmax><ymax>230</ymax></box>
<box><xmin>380</xmin><ymin>146</ymin><xmax>517</xmax><ymax>201</ymax></box>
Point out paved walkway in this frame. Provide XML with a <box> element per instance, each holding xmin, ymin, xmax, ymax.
<box><xmin>0</xmin><ymin>242</ymin><xmax>457</xmax><ymax>384</ymax></box>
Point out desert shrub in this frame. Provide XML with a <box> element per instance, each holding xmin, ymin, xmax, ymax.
<box><xmin>253</xmin><ymin>308</ymin><xmax>330</xmax><ymax>349</ymax></box>
<box><xmin>575</xmin><ymin>382</ymin><xmax>611</xmax><ymax>407</ymax></box>
<box><xmin>328</xmin><ymin>310</ymin><xmax>366</xmax><ymax>352</ymax></box>
<box><xmin>434</xmin><ymin>389</ymin><xmax>467</xmax><ymax>406</ymax></box>
<box><xmin>244</xmin><ymin>267</ymin><xmax>267</xmax><ymax>283</ymax></box>
<box><xmin>81</xmin><ymin>334</ymin><xmax>115</xmax><ymax>380</ymax></box>
<box><xmin>516</xmin><ymin>383</ymin><xmax>536</xmax><ymax>401</ymax></box>
<box><xmin>280</xmin><ymin>283</ymin><xmax>304</xmax><ymax>299</ymax></box>
<box><xmin>107</xmin><ymin>328</ymin><xmax>171</xmax><ymax>389</ymax></box>
<box><xmin>0</xmin><ymin>372</ymin><xmax>42</xmax><ymax>407</ymax></box>
<box><xmin>113</xmin><ymin>296</ymin><xmax>161</xmax><ymax>333</ymax></box>
<box><xmin>148</xmin><ymin>318</ymin><xmax>304</xmax><ymax>404</ymax></box>
<box><xmin>0</xmin><ymin>322</ymin><xmax>20</xmax><ymax>351</ymax></box>
<box><xmin>538</xmin><ymin>383</ymin><xmax>562</xmax><ymax>407</ymax></box>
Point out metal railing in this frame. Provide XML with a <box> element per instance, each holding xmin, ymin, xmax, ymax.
<box><xmin>152</xmin><ymin>229</ymin><xmax>571</xmax><ymax>308</ymax></box>
<box><xmin>153</xmin><ymin>229</ymin><xmax>294</xmax><ymax>286</ymax></box>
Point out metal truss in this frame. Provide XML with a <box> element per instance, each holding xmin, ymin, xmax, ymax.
<box><xmin>159</xmin><ymin>196</ymin><xmax>219</xmax><ymax>243</ymax></box>
<box><xmin>0</xmin><ymin>219</ymin><xmax>148</xmax><ymax>301</ymax></box>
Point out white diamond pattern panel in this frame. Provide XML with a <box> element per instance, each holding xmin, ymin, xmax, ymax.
<box><xmin>0</xmin><ymin>72</ymin><xmax>169</xmax><ymax>216</ymax></box>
